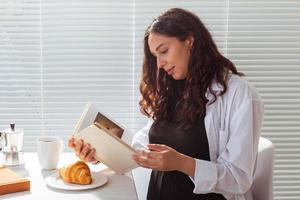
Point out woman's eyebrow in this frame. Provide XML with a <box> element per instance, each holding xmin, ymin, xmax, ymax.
<box><xmin>151</xmin><ymin>43</ymin><xmax>166</xmax><ymax>56</ymax></box>
<box><xmin>155</xmin><ymin>43</ymin><xmax>165</xmax><ymax>51</ymax></box>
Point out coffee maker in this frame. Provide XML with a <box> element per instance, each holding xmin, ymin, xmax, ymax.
<box><xmin>0</xmin><ymin>123</ymin><xmax>24</xmax><ymax>166</ymax></box>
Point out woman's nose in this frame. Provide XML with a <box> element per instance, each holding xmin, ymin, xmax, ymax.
<box><xmin>157</xmin><ymin>57</ymin><xmax>166</xmax><ymax>69</ymax></box>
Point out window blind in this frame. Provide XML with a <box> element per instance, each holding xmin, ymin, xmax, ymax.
<box><xmin>0</xmin><ymin>0</ymin><xmax>42</xmax><ymax>150</ymax></box>
<box><xmin>0</xmin><ymin>0</ymin><xmax>134</xmax><ymax>151</ymax></box>
<box><xmin>227</xmin><ymin>1</ymin><xmax>300</xmax><ymax>199</ymax></box>
<box><xmin>40</xmin><ymin>0</ymin><xmax>134</xmax><ymax>151</ymax></box>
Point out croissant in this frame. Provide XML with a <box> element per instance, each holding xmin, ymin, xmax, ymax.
<box><xmin>59</xmin><ymin>161</ymin><xmax>92</xmax><ymax>185</ymax></box>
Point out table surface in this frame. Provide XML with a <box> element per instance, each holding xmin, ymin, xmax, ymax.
<box><xmin>0</xmin><ymin>152</ymin><xmax>139</xmax><ymax>200</ymax></box>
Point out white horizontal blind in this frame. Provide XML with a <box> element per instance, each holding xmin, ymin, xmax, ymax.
<box><xmin>41</xmin><ymin>0</ymin><xmax>134</xmax><ymax>151</ymax></box>
<box><xmin>0</xmin><ymin>0</ymin><xmax>41</xmax><ymax>150</ymax></box>
<box><xmin>227</xmin><ymin>0</ymin><xmax>300</xmax><ymax>199</ymax></box>
<box><xmin>134</xmin><ymin>0</ymin><xmax>228</xmax><ymax>132</ymax></box>
<box><xmin>0</xmin><ymin>1</ymin><xmax>134</xmax><ymax>151</ymax></box>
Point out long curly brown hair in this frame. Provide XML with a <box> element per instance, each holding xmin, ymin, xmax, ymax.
<box><xmin>139</xmin><ymin>8</ymin><xmax>243</xmax><ymax>129</ymax></box>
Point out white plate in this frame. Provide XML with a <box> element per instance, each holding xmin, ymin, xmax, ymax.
<box><xmin>45</xmin><ymin>171</ymin><xmax>108</xmax><ymax>190</ymax></box>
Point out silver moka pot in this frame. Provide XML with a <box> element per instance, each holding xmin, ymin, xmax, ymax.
<box><xmin>0</xmin><ymin>123</ymin><xmax>24</xmax><ymax>166</ymax></box>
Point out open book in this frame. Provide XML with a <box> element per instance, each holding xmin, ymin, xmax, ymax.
<box><xmin>73</xmin><ymin>103</ymin><xmax>139</xmax><ymax>173</ymax></box>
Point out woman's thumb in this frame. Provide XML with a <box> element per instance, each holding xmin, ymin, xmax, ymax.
<box><xmin>147</xmin><ymin>143</ymin><xmax>168</xmax><ymax>151</ymax></box>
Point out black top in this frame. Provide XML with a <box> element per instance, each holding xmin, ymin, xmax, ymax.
<box><xmin>147</xmin><ymin>113</ymin><xmax>226</xmax><ymax>200</ymax></box>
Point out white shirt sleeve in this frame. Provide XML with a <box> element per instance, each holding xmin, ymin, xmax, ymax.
<box><xmin>191</xmin><ymin>86</ymin><xmax>264</xmax><ymax>196</ymax></box>
<box><xmin>131</xmin><ymin>118</ymin><xmax>153</xmax><ymax>151</ymax></box>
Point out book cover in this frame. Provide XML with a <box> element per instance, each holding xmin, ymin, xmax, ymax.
<box><xmin>0</xmin><ymin>167</ymin><xmax>30</xmax><ymax>195</ymax></box>
<box><xmin>73</xmin><ymin>103</ymin><xmax>139</xmax><ymax>173</ymax></box>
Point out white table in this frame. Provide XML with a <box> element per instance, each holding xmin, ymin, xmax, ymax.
<box><xmin>1</xmin><ymin>153</ymin><xmax>139</xmax><ymax>200</ymax></box>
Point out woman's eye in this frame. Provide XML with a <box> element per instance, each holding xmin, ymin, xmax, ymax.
<box><xmin>161</xmin><ymin>49</ymin><xmax>168</xmax><ymax>54</ymax></box>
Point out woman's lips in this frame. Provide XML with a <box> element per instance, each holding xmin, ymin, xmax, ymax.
<box><xmin>166</xmin><ymin>66</ymin><xmax>175</xmax><ymax>75</ymax></box>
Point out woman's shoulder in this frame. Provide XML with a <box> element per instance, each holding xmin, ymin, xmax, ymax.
<box><xmin>228</xmin><ymin>73</ymin><xmax>256</xmax><ymax>90</ymax></box>
<box><xmin>226</xmin><ymin>73</ymin><xmax>261</xmax><ymax>101</ymax></box>
<box><xmin>227</xmin><ymin>73</ymin><xmax>250</xmax><ymax>88</ymax></box>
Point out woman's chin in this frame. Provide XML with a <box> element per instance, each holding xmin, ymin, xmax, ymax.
<box><xmin>172</xmin><ymin>73</ymin><xmax>186</xmax><ymax>80</ymax></box>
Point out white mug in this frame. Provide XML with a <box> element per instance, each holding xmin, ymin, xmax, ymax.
<box><xmin>37</xmin><ymin>136</ymin><xmax>63</xmax><ymax>170</ymax></box>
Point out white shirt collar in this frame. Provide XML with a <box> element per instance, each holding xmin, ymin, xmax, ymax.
<box><xmin>211</xmin><ymin>80</ymin><xmax>224</xmax><ymax>92</ymax></box>
<box><xmin>205</xmin><ymin>80</ymin><xmax>224</xmax><ymax>100</ymax></box>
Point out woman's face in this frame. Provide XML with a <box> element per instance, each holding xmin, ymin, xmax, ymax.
<box><xmin>148</xmin><ymin>32</ymin><xmax>193</xmax><ymax>80</ymax></box>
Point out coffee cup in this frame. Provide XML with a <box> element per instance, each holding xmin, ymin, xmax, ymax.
<box><xmin>37</xmin><ymin>136</ymin><xmax>63</xmax><ymax>170</ymax></box>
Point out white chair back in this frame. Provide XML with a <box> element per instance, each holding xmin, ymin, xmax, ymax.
<box><xmin>246</xmin><ymin>137</ymin><xmax>275</xmax><ymax>200</ymax></box>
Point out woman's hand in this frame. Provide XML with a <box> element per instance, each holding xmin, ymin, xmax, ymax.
<box><xmin>132</xmin><ymin>144</ymin><xmax>196</xmax><ymax>177</ymax></box>
<box><xmin>68</xmin><ymin>137</ymin><xmax>98</xmax><ymax>163</ymax></box>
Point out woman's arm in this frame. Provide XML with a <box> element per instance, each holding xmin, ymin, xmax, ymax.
<box><xmin>191</xmin><ymin>92</ymin><xmax>264</xmax><ymax>195</ymax></box>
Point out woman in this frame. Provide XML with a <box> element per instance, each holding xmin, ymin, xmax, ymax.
<box><xmin>69</xmin><ymin>8</ymin><xmax>264</xmax><ymax>200</ymax></box>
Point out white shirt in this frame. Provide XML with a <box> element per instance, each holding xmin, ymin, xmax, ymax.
<box><xmin>131</xmin><ymin>74</ymin><xmax>264</xmax><ymax>200</ymax></box>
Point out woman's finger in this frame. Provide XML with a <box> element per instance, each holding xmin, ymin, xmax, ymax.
<box><xmin>143</xmin><ymin>149</ymin><xmax>162</xmax><ymax>159</ymax></box>
<box><xmin>75</xmin><ymin>139</ymin><xmax>83</xmax><ymax>156</ymax></box>
<box><xmin>133</xmin><ymin>154</ymin><xmax>157</xmax><ymax>169</ymax></box>
<box><xmin>68</xmin><ymin>137</ymin><xmax>75</xmax><ymax>148</ymax></box>
<box><xmin>80</xmin><ymin>143</ymin><xmax>91</xmax><ymax>159</ymax></box>
<box><xmin>90</xmin><ymin>157</ymin><xmax>99</xmax><ymax>164</ymax></box>
<box><xmin>147</xmin><ymin>144</ymin><xmax>169</xmax><ymax>152</ymax></box>
<box><xmin>85</xmin><ymin>148</ymin><xmax>96</xmax><ymax>162</ymax></box>
<box><xmin>133</xmin><ymin>158</ymin><xmax>149</xmax><ymax>168</ymax></box>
